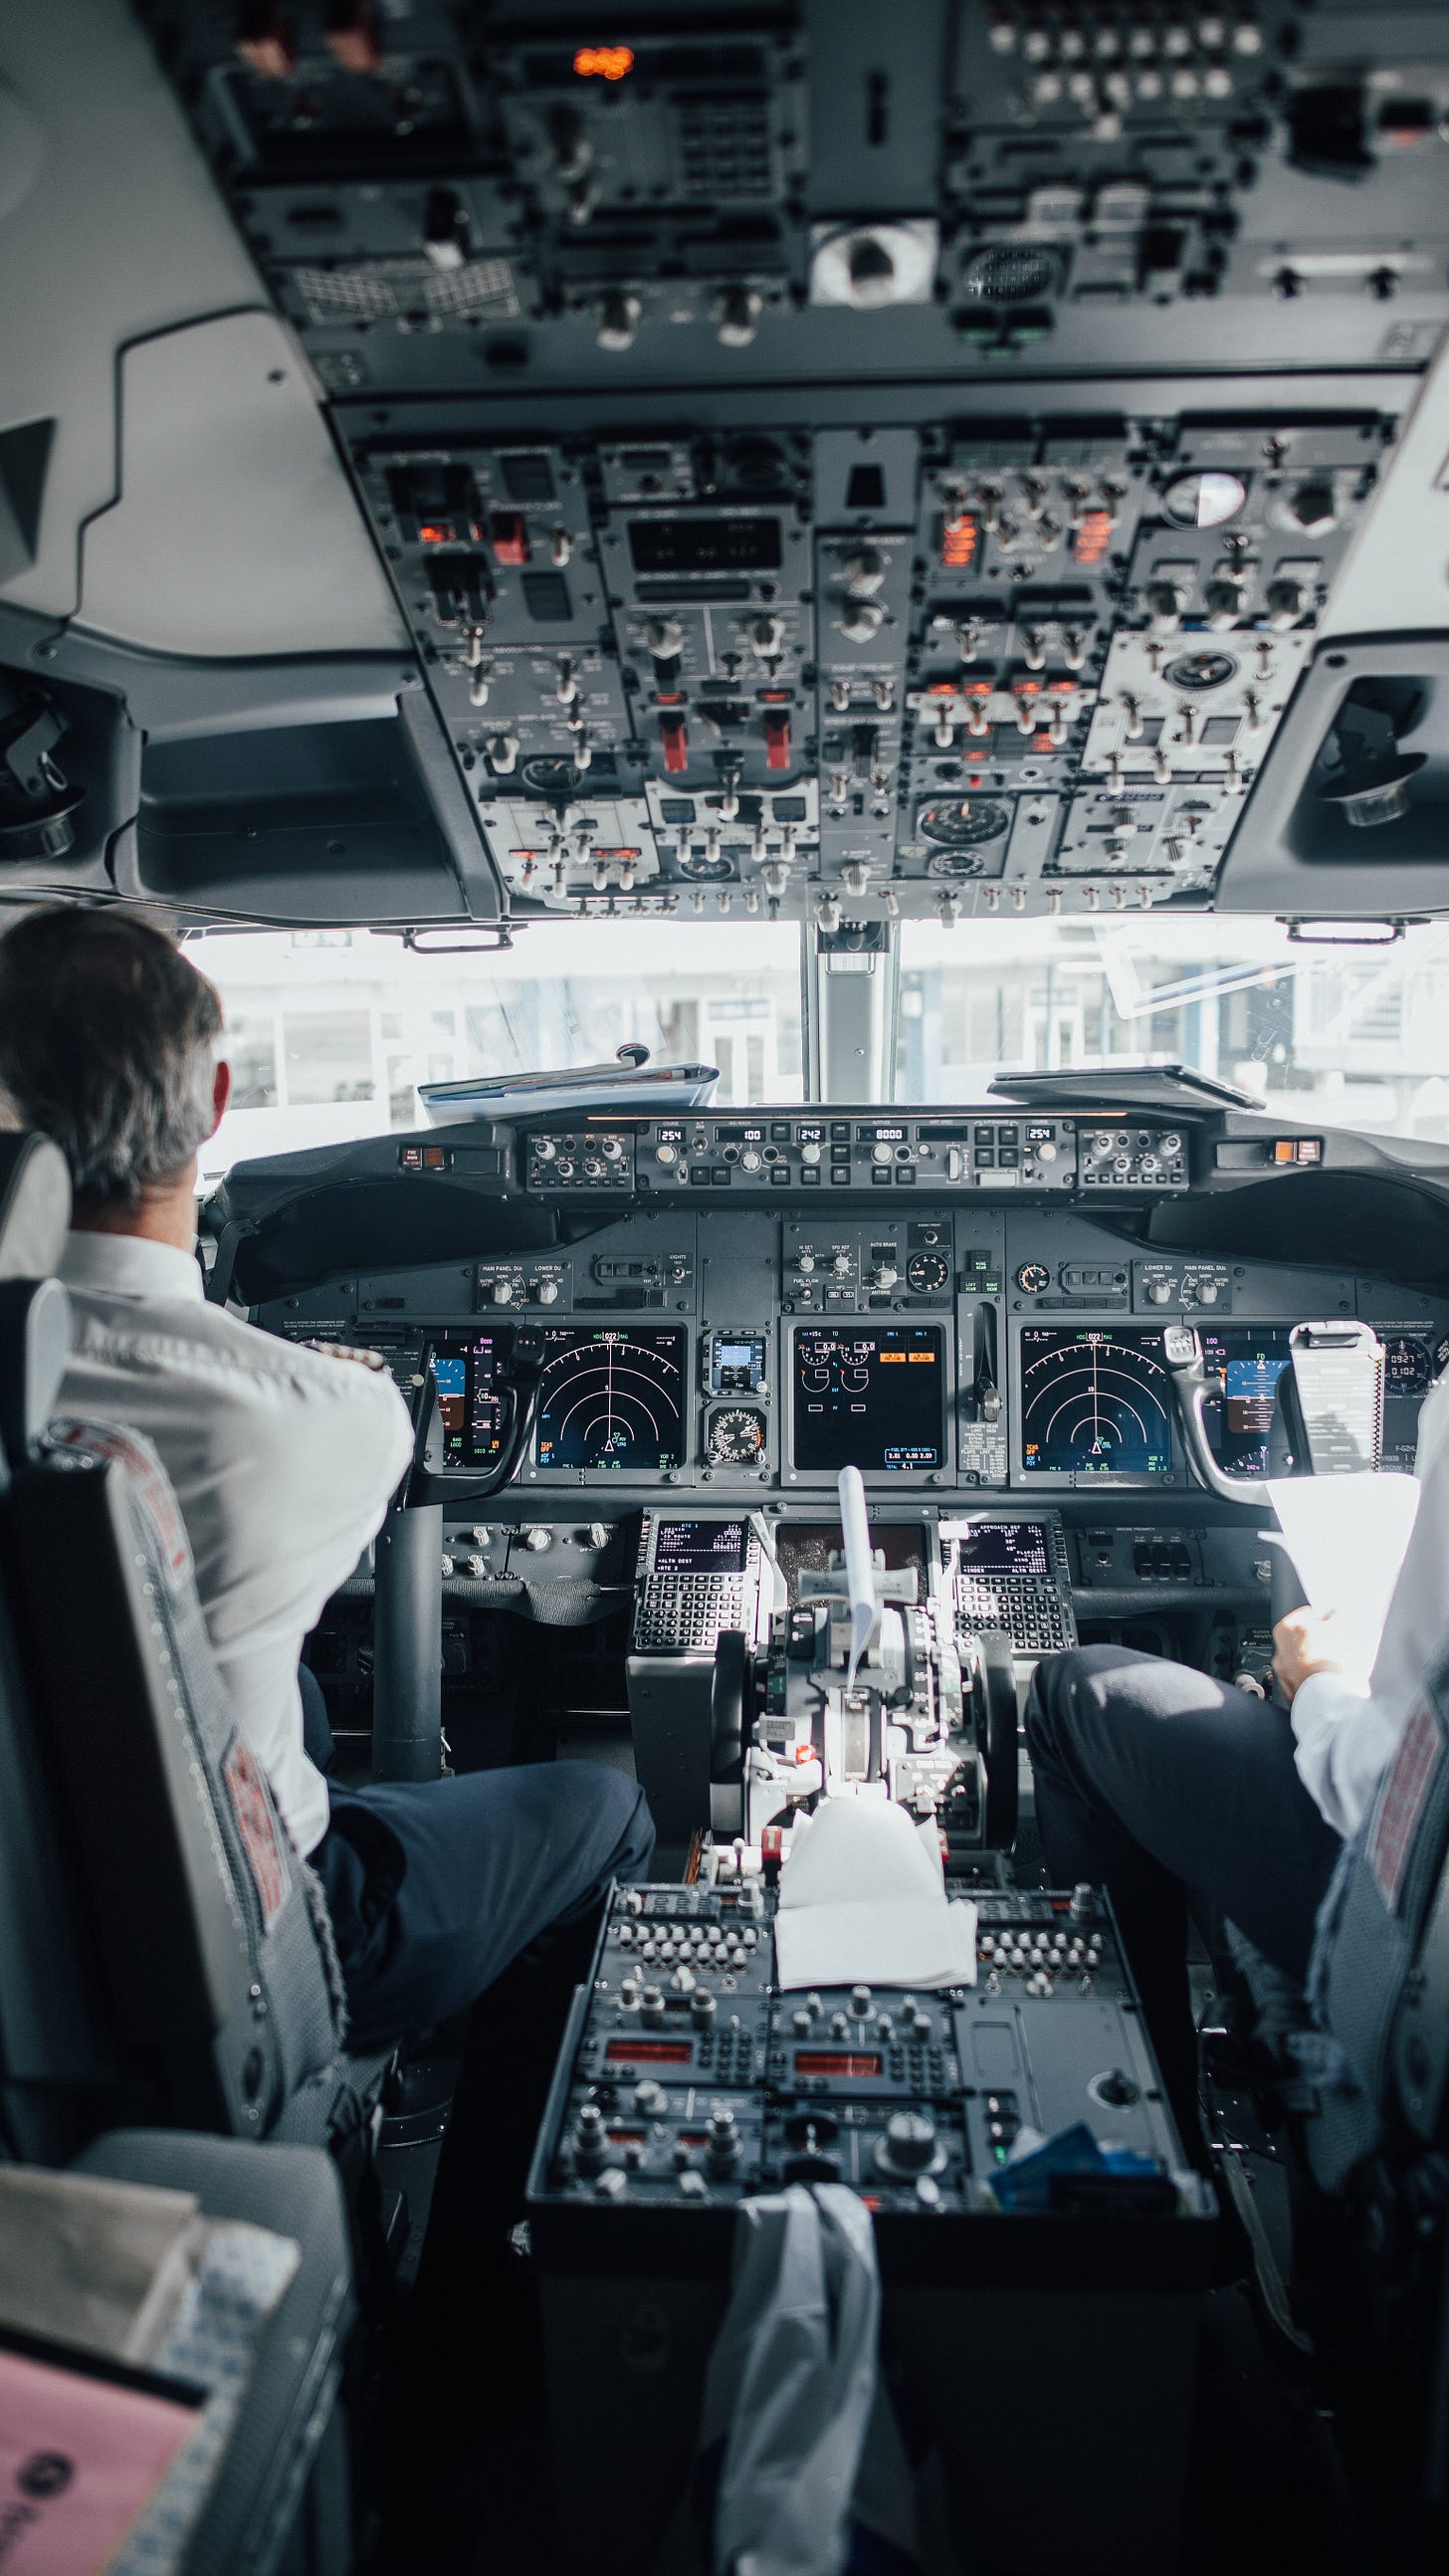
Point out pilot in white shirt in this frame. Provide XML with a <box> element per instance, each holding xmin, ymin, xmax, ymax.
<box><xmin>1026</xmin><ymin>1357</ymin><xmax>1449</xmax><ymax>2142</ymax></box>
<box><xmin>0</xmin><ymin>906</ymin><xmax>652</xmax><ymax>2063</ymax></box>
<box><xmin>55</xmin><ymin>1226</ymin><xmax>411</xmax><ymax>1856</ymax></box>
<box><xmin>1280</xmin><ymin>1370</ymin><xmax>1449</xmax><ymax>1837</ymax></box>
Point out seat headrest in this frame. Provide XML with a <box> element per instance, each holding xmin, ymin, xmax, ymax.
<box><xmin>0</xmin><ymin>1134</ymin><xmax>72</xmax><ymax>1281</ymax></box>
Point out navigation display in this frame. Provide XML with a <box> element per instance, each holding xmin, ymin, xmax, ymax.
<box><xmin>1020</xmin><ymin>1329</ymin><xmax>1173</xmax><ymax>1477</ymax></box>
<box><xmin>653</xmin><ymin>1519</ymin><xmax>749</xmax><ymax>1575</ymax></box>
<box><xmin>429</xmin><ymin>1334</ymin><xmax>508</xmax><ymax>1467</ymax></box>
<box><xmin>534</xmin><ymin>1327</ymin><xmax>687</xmax><ymax>1472</ymax></box>
<box><xmin>792</xmin><ymin>1326</ymin><xmax>944</xmax><ymax>1473</ymax></box>
<box><xmin>1197</xmin><ymin>1327</ymin><xmax>1291</xmax><ymax>1477</ymax></box>
<box><xmin>956</xmin><ymin>1522</ymin><xmax>1052</xmax><ymax>1580</ymax></box>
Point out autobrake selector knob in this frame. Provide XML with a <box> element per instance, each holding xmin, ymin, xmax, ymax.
<box><xmin>876</xmin><ymin>2111</ymin><xmax>938</xmax><ymax>2177</ymax></box>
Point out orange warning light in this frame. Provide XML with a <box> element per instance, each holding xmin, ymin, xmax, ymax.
<box><xmin>1071</xmin><ymin>509</ymin><xmax>1113</xmax><ymax>566</ymax></box>
<box><xmin>940</xmin><ymin>513</ymin><xmax>977</xmax><ymax>569</ymax></box>
<box><xmin>573</xmin><ymin>44</ymin><xmax>635</xmax><ymax>80</ymax></box>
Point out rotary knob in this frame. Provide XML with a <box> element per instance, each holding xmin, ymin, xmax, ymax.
<box><xmin>1146</xmin><ymin>1280</ymin><xmax>1172</xmax><ymax>1304</ymax></box>
<box><xmin>877</xmin><ymin>2111</ymin><xmax>937</xmax><ymax>2177</ymax></box>
<box><xmin>740</xmin><ymin>1148</ymin><xmax>763</xmax><ymax>1173</ymax></box>
<box><xmin>746</xmin><ymin>612</ymin><xmax>785</xmax><ymax>659</ymax></box>
<box><xmin>643</xmin><ymin>616</ymin><xmax>684</xmax><ymax>660</ymax></box>
<box><xmin>842</xmin><ymin>547</ymin><xmax>887</xmax><ymax>597</ymax></box>
<box><xmin>796</xmin><ymin>1250</ymin><xmax>816</xmax><ymax>1274</ymax></box>
<box><xmin>535</xmin><ymin>1280</ymin><xmax>559</xmax><ymax>1304</ymax></box>
<box><xmin>838</xmin><ymin>599</ymin><xmax>885</xmax><ymax>643</ymax></box>
<box><xmin>800</xmin><ymin>1143</ymin><xmax>822</xmax><ymax>1168</ymax></box>
<box><xmin>871</xmin><ymin>1142</ymin><xmax>893</xmax><ymax>1166</ymax></box>
<box><xmin>533</xmin><ymin>1137</ymin><xmax>557</xmax><ymax>1162</ymax></box>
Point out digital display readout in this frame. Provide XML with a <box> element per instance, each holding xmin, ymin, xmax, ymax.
<box><xmin>792</xmin><ymin>1326</ymin><xmax>944</xmax><ymax>1473</ymax></box>
<box><xmin>605</xmin><ymin>2039</ymin><xmax>693</xmax><ymax>2063</ymax></box>
<box><xmin>1197</xmin><ymin>1328</ymin><xmax>1292</xmax><ymax>1477</ymax></box>
<box><xmin>535</xmin><ymin>1327</ymin><xmax>686</xmax><ymax>1472</ymax></box>
<box><xmin>429</xmin><ymin>1334</ymin><xmax>509</xmax><ymax>1467</ymax></box>
<box><xmin>627</xmin><ymin>516</ymin><xmax>783</xmax><ymax>576</ymax></box>
<box><xmin>1020</xmin><ymin>1328</ymin><xmax>1173</xmax><ymax>1477</ymax></box>
<box><xmin>956</xmin><ymin>1522</ymin><xmax>1052</xmax><ymax>1579</ymax></box>
<box><xmin>794</xmin><ymin>2052</ymin><xmax>884</xmax><ymax>2078</ymax></box>
<box><xmin>653</xmin><ymin>1519</ymin><xmax>749</xmax><ymax>1575</ymax></box>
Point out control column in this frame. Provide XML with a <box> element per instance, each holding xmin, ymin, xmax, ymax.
<box><xmin>372</xmin><ymin>1500</ymin><xmax>444</xmax><ymax>1781</ymax></box>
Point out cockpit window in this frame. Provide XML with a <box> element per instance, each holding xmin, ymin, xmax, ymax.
<box><xmin>188</xmin><ymin>921</ymin><xmax>804</xmax><ymax>1174</ymax></box>
<box><xmin>897</xmin><ymin>917</ymin><xmax>1449</xmax><ymax>1143</ymax></box>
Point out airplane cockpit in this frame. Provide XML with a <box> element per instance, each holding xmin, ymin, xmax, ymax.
<box><xmin>4</xmin><ymin>5</ymin><xmax>1449</xmax><ymax>2569</ymax></box>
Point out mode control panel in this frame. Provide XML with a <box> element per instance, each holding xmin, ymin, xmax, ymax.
<box><xmin>627</xmin><ymin>1115</ymin><xmax>1082</xmax><ymax>1196</ymax></box>
<box><xmin>520</xmin><ymin>1114</ymin><xmax>1193</xmax><ymax>1200</ymax></box>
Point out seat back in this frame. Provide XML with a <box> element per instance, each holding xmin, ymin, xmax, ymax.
<box><xmin>10</xmin><ymin>1416</ymin><xmax>349</xmax><ymax>2141</ymax></box>
<box><xmin>1304</xmin><ymin>1650</ymin><xmax>1449</xmax><ymax>2185</ymax></box>
<box><xmin>0</xmin><ymin>1132</ymin><xmax>350</xmax><ymax>2153</ymax></box>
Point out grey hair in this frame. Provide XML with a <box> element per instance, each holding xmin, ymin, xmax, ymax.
<box><xmin>0</xmin><ymin>906</ymin><xmax>223</xmax><ymax>1211</ymax></box>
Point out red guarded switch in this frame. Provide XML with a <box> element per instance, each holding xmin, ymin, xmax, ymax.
<box><xmin>490</xmin><ymin>514</ymin><xmax>529</xmax><ymax>566</ymax></box>
<box><xmin>764</xmin><ymin>710</ymin><xmax>791</xmax><ymax>769</ymax></box>
<box><xmin>660</xmin><ymin>712</ymin><xmax>690</xmax><ymax>773</ymax></box>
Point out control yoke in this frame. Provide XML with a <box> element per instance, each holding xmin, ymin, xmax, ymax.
<box><xmin>1165</xmin><ymin>1319</ymin><xmax>1385</xmax><ymax>1504</ymax></box>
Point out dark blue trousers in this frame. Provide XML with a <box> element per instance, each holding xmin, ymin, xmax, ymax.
<box><xmin>313</xmin><ymin>1760</ymin><xmax>654</xmax><ymax>2050</ymax></box>
<box><xmin>1025</xmin><ymin>1645</ymin><xmax>1343</xmax><ymax>2120</ymax></box>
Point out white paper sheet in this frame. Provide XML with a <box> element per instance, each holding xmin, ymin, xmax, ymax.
<box><xmin>1263</xmin><ymin>1471</ymin><xmax>1419</xmax><ymax>1691</ymax></box>
<box><xmin>773</xmin><ymin>1797</ymin><xmax>977</xmax><ymax>1990</ymax></box>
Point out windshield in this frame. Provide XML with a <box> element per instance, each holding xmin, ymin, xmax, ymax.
<box><xmin>898</xmin><ymin>916</ymin><xmax>1449</xmax><ymax>1145</ymax></box>
<box><xmin>189</xmin><ymin>920</ymin><xmax>804</xmax><ymax>1176</ymax></box>
<box><xmin>189</xmin><ymin>914</ymin><xmax>1449</xmax><ymax>1173</ymax></box>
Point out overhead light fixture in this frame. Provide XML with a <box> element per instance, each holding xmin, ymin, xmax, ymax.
<box><xmin>1283</xmin><ymin>918</ymin><xmax>1409</xmax><ymax>946</ymax></box>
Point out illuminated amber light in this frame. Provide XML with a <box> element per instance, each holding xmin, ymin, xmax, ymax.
<box><xmin>574</xmin><ymin>44</ymin><xmax>635</xmax><ymax>79</ymax></box>
<box><xmin>940</xmin><ymin>513</ymin><xmax>977</xmax><ymax>567</ymax></box>
<box><xmin>1071</xmin><ymin>510</ymin><xmax>1113</xmax><ymax>565</ymax></box>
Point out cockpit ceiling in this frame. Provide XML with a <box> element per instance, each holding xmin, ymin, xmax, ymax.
<box><xmin>2</xmin><ymin>2</ymin><xmax>1449</xmax><ymax>928</ymax></box>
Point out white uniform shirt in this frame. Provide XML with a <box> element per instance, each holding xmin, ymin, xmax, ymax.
<box><xmin>55</xmin><ymin>1231</ymin><xmax>413</xmax><ymax>1855</ymax></box>
<box><xmin>1291</xmin><ymin>1371</ymin><xmax>1449</xmax><ymax>1839</ymax></box>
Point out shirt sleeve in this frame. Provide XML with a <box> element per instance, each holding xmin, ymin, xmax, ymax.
<box><xmin>1290</xmin><ymin>1372</ymin><xmax>1449</xmax><ymax>1837</ymax></box>
<box><xmin>185</xmin><ymin>1337</ymin><xmax>415</xmax><ymax>1662</ymax></box>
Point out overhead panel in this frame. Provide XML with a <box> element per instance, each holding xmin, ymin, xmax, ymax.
<box><xmin>18</xmin><ymin>0</ymin><xmax>1449</xmax><ymax>923</ymax></box>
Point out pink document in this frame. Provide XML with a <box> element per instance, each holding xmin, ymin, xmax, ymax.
<box><xmin>0</xmin><ymin>2345</ymin><xmax>198</xmax><ymax>2572</ymax></box>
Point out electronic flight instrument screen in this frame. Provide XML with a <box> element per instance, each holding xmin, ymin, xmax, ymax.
<box><xmin>1020</xmin><ymin>1329</ymin><xmax>1174</xmax><ymax>1478</ymax></box>
<box><xmin>534</xmin><ymin>1327</ymin><xmax>687</xmax><ymax>1473</ymax></box>
<box><xmin>792</xmin><ymin>1326</ymin><xmax>945</xmax><ymax>1473</ymax></box>
<box><xmin>1196</xmin><ymin>1328</ymin><xmax>1292</xmax><ymax>1478</ymax></box>
<box><xmin>429</xmin><ymin>1334</ymin><xmax>509</xmax><ymax>1468</ymax></box>
<box><xmin>653</xmin><ymin>1519</ymin><xmax>750</xmax><ymax>1576</ymax></box>
<box><xmin>956</xmin><ymin>1522</ymin><xmax>1053</xmax><ymax>1580</ymax></box>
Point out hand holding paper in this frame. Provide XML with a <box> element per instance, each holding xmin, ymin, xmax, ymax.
<box><xmin>1263</xmin><ymin>1472</ymin><xmax>1419</xmax><ymax>1692</ymax></box>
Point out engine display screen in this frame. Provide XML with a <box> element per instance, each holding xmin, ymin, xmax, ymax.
<box><xmin>956</xmin><ymin>1522</ymin><xmax>1052</xmax><ymax>1580</ymax></box>
<box><xmin>1020</xmin><ymin>1328</ymin><xmax>1173</xmax><ymax>1477</ymax></box>
<box><xmin>653</xmin><ymin>1518</ymin><xmax>749</xmax><ymax>1576</ymax></box>
<box><xmin>534</xmin><ymin>1327</ymin><xmax>687</xmax><ymax>1472</ymax></box>
<box><xmin>429</xmin><ymin>1333</ymin><xmax>509</xmax><ymax>1466</ymax></box>
<box><xmin>792</xmin><ymin>1326</ymin><xmax>944</xmax><ymax>1473</ymax></box>
<box><xmin>1196</xmin><ymin>1327</ymin><xmax>1292</xmax><ymax>1477</ymax></box>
